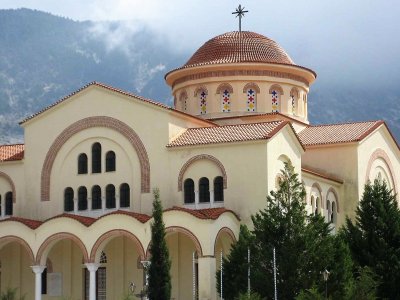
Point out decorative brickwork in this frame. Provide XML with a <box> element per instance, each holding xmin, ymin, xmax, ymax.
<box><xmin>41</xmin><ymin>116</ymin><xmax>150</xmax><ymax>201</ymax></box>
<box><xmin>177</xmin><ymin>154</ymin><xmax>227</xmax><ymax>191</ymax></box>
<box><xmin>365</xmin><ymin>148</ymin><xmax>398</xmax><ymax>196</ymax></box>
<box><xmin>216</xmin><ymin>83</ymin><xmax>234</xmax><ymax>94</ymax></box>
<box><xmin>36</xmin><ymin>232</ymin><xmax>89</xmax><ymax>265</ymax></box>
<box><xmin>214</xmin><ymin>227</ymin><xmax>236</xmax><ymax>255</ymax></box>
<box><xmin>269</xmin><ymin>84</ymin><xmax>284</xmax><ymax>95</ymax></box>
<box><xmin>90</xmin><ymin>229</ymin><xmax>145</xmax><ymax>262</ymax></box>
<box><xmin>242</xmin><ymin>82</ymin><xmax>260</xmax><ymax>93</ymax></box>
<box><xmin>0</xmin><ymin>171</ymin><xmax>16</xmax><ymax>203</ymax></box>
<box><xmin>0</xmin><ymin>235</ymin><xmax>34</xmax><ymax>263</ymax></box>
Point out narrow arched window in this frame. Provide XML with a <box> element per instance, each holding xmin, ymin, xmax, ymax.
<box><xmin>5</xmin><ymin>192</ymin><xmax>12</xmax><ymax>216</ymax></box>
<box><xmin>78</xmin><ymin>186</ymin><xmax>87</xmax><ymax>211</ymax></box>
<box><xmin>78</xmin><ymin>153</ymin><xmax>88</xmax><ymax>174</ymax></box>
<box><xmin>214</xmin><ymin>176</ymin><xmax>224</xmax><ymax>202</ymax></box>
<box><xmin>92</xmin><ymin>143</ymin><xmax>102</xmax><ymax>173</ymax></box>
<box><xmin>64</xmin><ymin>187</ymin><xmax>74</xmax><ymax>212</ymax></box>
<box><xmin>199</xmin><ymin>177</ymin><xmax>210</xmax><ymax>203</ymax></box>
<box><xmin>199</xmin><ymin>90</ymin><xmax>207</xmax><ymax>115</ymax></box>
<box><xmin>315</xmin><ymin>197</ymin><xmax>320</xmax><ymax>215</ymax></box>
<box><xmin>92</xmin><ymin>185</ymin><xmax>102</xmax><ymax>210</ymax></box>
<box><xmin>246</xmin><ymin>88</ymin><xmax>257</xmax><ymax>112</ymax></box>
<box><xmin>331</xmin><ymin>202</ymin><xmax>336</xmax><ymax>224</ymax></box>
<box><xmin>105</xmin><ymin>151</ymin><xmax>116</xmax><ymax>172</ymax></box>
<box><xmin>221</xmin><ymin>89</ymin><xmax>231</xmax><ymax>112</ymax></box>
<box><xmin>106</xmin><ymin>184</ymin><xmax>116</xmax><ymax>209</ymax></box>
<box><xmin>184</xmin><ymin>179</ymin><xmax>195</xmax><ymax>204</ymax></box>
<box><xmin>326</xmin><ymin>200</ymin><xmax>331</xmax><ymax>222</ymax></box>
<box><xmin>120</xmin><ymin>183</ymin><xmax>130</xmax><ymax>208</ymax></box>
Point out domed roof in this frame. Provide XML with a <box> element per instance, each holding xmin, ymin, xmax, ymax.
<box><xmin>183</xmin><ymin>31</ymin><xmax>295</xmax><ymax>68</ymax></box>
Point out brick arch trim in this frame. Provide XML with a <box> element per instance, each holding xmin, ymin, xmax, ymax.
<box><xmin>177</xmin><ymin>154</ymin><xmax>227</xmax><ymax>192</ymax></box>
<box><xmin>90</xmin><ymin>229</ymin><xmax>145</xmax><ymax>262</ymax></box>
<box><xmin>0</xmin><ymin>236</ymin><xmax>34</xmax><ymax>263</ymax></box>
<box><xmin>290</xmin><ymin>87</ymin><xmax>300</xmax><ymax>98</ymax></box>
<box><xmin>36</xmin><ymin>232</ymin><xmax>89</xmax><ymax>265</ymax></box>
<box><xmin>194</xmin><ymin>86</ymin><xmax>208</xmax><ymax>97</ymax></box>
<box><xmin>41</xmin><ymin>116</ymin><xmax>150</xmax><ymax>201</ymax></box>
<box><xmin>326</xmin><ymin>187</ymin><xmax>340</xmax><ymax>212</ymax></box>
<box><xmin>145</xmin><ymin>226</ymin><xmax>203</xmax><ymax>258</ymax></box>
<box><xmin>214</xmin><ymin>227</ymin><xmax>236</xmax><ymax>256</ymax></box>
<box><xmin>0</xmin><ymin>171</ymin><xmax>16</xmax><ymax>203</ymax></box>
<box><xmin>243</xmin><ymin>82</ymin><xmax>260</xmax><ymax>93</ymax></box>
<box><xmin>365</xmin><ymin>148</ymin><xmax>398</xmax><ymax>196</ymax></box>
<box><xmin>216</xmin><ymin>83</ymin><xmax>234</xmax><ymax>94</ymax></box>
<box><xmin>269</xmin><ymin>84</ymin><xmax>284</xmax><ymax>95</ymax></box>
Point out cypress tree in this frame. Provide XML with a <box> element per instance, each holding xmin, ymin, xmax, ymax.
<box><xmin>343</xmin><ymin>179</ymin><xmax>400</xmax><ymax>299</ymax></box>
<box><xmin>148</xmin><ymin>188</ymin><xmax>171</xmax><ymax>300</ymax></box>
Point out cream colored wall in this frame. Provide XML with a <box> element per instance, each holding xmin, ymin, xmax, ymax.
<box><xmin>0</xmin><ymin>243</ymin><xmax>34</xmax><ymax>299</ymax></box>
<box><xmin>173</xmin><ymin>76</ymin><xmax>309</xmax><ymax>121</ymax></box>
<box><xmin>358</xmin><ymin>127</ymin><xmax>400</xmax><ymax>203</ymax></box>
<box><xmin>0</xmin><ymin>161</ymin><xmax>24</xmax><ymax>217</ymax></box>
<box><xmin>302</xmin><ymin>144</ymin><xmax>359</xmax><ymax>219</ymax></box>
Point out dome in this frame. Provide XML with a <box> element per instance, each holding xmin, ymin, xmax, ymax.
<box><xmin>182</xmin><ymin>31</ymin><xmax>295</xmax><ymax>68</ymax></box>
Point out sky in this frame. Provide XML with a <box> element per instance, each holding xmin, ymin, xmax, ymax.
<box><xmin>1</xmin><ymin>0</ymin><xmax>400</xmax><ymax>90</ymax></box>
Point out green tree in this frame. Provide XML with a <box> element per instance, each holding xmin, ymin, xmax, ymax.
<box><xmin>216</xmin><ymin>225</ymin><xmax>253</xmax><ymax>299</ymax></box>
<box><xmin>148</xmin><ymin>188</ymin><xmax>171</xmax><ymax>300</ymax></box>
<box><xmin>343</xmin><ymin>179</ymin><xmax>400</xmax><ymax>299</ymax></box>
<box><xmin>347</xmin><ymin>266</ymin><xmax>378</xmax><ymax>300</ymax></box>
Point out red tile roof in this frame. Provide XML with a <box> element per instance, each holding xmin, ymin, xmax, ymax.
<box><xmin>0</xmin><ymin>216</ymin><xmax>42</xmax><ymax>229</ymax></box>
<box><xmin>166</xmin><ymin>31</ymin><xmax>316</xmax><ymax>77</ymax></box>
<box><xmin>165</xmin><ymin>206</ymin><xmax>240</xmax><ymax>220</ymax></box>
<box><xmin>100</xmin><ymin>210</ymin><xmax>151</xmax><ymax>223</ymax></box>
<box><xmin>298</xmin><ymin>121</ymin><xmax>384</xmax><ymax>147</ymax></box>
<box><xmin>167</xmin><ymin>121</ymin><xmax>290</xmax><ymax>147</ymax></box>
<box><xmin>0</xmin><ymin>144</ymin><xmax>24</xmax><ymax>162</ymax></box>
<box><xmin>19</xmin><ymin>82</ymin><xmax>215</xmax><ymax>126</ymax></box>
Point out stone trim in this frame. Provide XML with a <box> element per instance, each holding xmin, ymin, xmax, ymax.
<box><xmin>173</xmin><ymin>69</ymin><xmax>309</xmax><ymax>88</ymax></box>
<box><xmin>0</xmin><ymin>235</ymin><xmax>34</xmax><ymax>263</ymax></box>
<box><xmin>41</xmin><ymin>116</ymin><xmax>150</xmax><ymax>201</ymax></box>
<box><xmin>326</xmin><ymin>187</ymin><xmax>340</xmax><ymax>212</ymax></box>
<box><xmin>146</xmin><ymin>226</ymin><xmax>203</xmax><ymax>258</ymax></box>
<box><xmin>0</xmin><ymin>171</ymin><xmax>16</xmax><ymax>203</ymax></box>
<box><xmin>214</xmin><ymin>227</ymin><xmax>236</xmax><ymax>256</ymax></box>
<box><xmin>365</xmin><ymin>148</ymin><xmax>398</xmax><ymax>196</ymax></box>
<box><xmin>243</xmin><ymin>82</ymin><xmax>261</xmax><ymax>93</ymax></box>
<box><xmin>216</xmin><ymin>83</ymin><xmax>234</xmax><ymax>94</ymax></box>
<box><xmin>36</xmin><ymin>232</ymin><xmax>89</xmax><ymax>265</ymax></box>
<box><xmin>269</xmin><ymin>84</ymin><xmax>284</xmax><ymax>95</ymax></box>
<box><xmin>178</xmin><ymin>154</ymin><xmax>227</xmax><ymax>192</ymax></box>
<box><xmin>90</xmin><ymin>229</ymin><xmax>145</xmax><ymax>262</ymax></box>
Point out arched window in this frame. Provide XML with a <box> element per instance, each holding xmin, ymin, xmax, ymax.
<box><xmin>64</xmin><ymin>187</ymin><xmax>74</xmax><ymax>212</ymax></box>
<box><xmin>92</xmin><ymin>185</ymin><xmax>102</xmax><ymax>210</ymax></box>
<box><xmin>199</xmin><ymin>177</ymin><xmax>210</xmax><ymax>203</ymax></box>
<box><xmin>214</xmin><ymin>176</ymin><xmax>224</xmax><ymax>202</ymax></box>
<box><xmin>246</xmin><ymin>88</ymin><xmax>257</xmax><ymax>112</ymax></box>
<box><xmin>120</xmin><ymin>183</ymin><xmax>130</xmax><ymax>208</ymax></box>
<box><xmin>92</xmin><ymin>143</ymin><xmax>102</xmax><ymax>173</ymax></box>
<box><xmin>78</xmin><ymin>153</ymin><xmax>88</xmax><ymax>174</ymax></box>
<box><xmin>78</xmin><ymin>186</ymin><xmax>88</xmax><ymax>211</ymax></box>
<box><xmin>197</xmin><ymin>89</ymin><xmax>207</xmax><ymax>115</ymax></box>
<box><xmin>184</xmin><ymin>179</ymin><xmax>195</xmax><ymax>204</ymax></box>
<box><xmin>5</xmin><ymin>192</ymin><xmax>12</xmax><ymax>216</ymax></box>
<box><xmin>271</xmin><ymin>90</ymin><xmax>280</xmax><ymax>112</ymax></box>
<box><xmin>315</xmin><ymin>197</ymin><xmax>320</xmax><ymax>215</ymax></box>
<box><xmin>106</xmin><ymin>184</ymin><xmax>116</xmax><ymax>209</ymax></box>
<box><xmin>326</xmin><ymin>200</ymin><xmax>331</xmax><ymax>222</ymax></box>
<box><xmin>331</xmin><ymin>202</ymin><xmax>337</xmax><ymax>224</ymax></box>
<box><xmin>105</xmin><ymin>151</ymin><xmax>116</xmax><ymax>172</ymax></box>
<box><xmin>179</xmin><ymin>91</ymin><xmax>188</xmax><ymax>111</ymax></box>
<box><xmin>221</xmin><ymin>89</ymin><xmax>231</xmax><ymax>112</ymax></box>
<box><xmin>310</xmin><ymin>196</ymin><xmax>315</xmax><ymax>214</ymax></box>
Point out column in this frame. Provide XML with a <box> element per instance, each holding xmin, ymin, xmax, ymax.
<box><xmin>198</xmin><ymin>256</ymin><xmax>217</xmax><ymax>300</ymax></box>
<box><xmin>1</xmin><ymin>196</ymin><xmax>5</xmax><ymax>218</ymax></box>
<box><xmin>210</xmin><ymin>190</ymin><xmax>214</xmax><ymax>208</ymax></box>
<box><xmin>73</xmin><ymin>198</ymin><xmax>78</xmax><ymax>214</ymax></box>
<box><xmin>85</xmin><ymin>263</ymin><xmax>100</xmax><ymax>300</ymax></box>
<box><xmin>102</xmin><ymin>196</ymin><xmax>106</xmax><ymax>212</ymax></box>
<box><xmin>116</xmin><ymin>193</ymin><xmax>120</xmax><ymax>210</ymax></box>
<box><xmin>195</xmin><ymin>191</ymin><xmax>199</xmax><ymax>209</ymax></box>
<box><xmin>31</xmin><ymin>265</ymin><xmax>46</xmax><ymax>300</ymax></box>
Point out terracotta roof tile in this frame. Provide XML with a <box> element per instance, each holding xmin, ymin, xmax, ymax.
<box><xmin>298</xmin><ymin>121</ymin><xmax>383</xmax><ymax>147</ymax></box>
<box><xmin>167</xmin><ymin>121</ymin><xmax>288</xmax><ymax>147</ymax></box>
<box><xmin>165</xmin><ymin>206</ymin><xmax>240</xmax><ymax>220</ymax></box>
<box><xmin>0</xmin><ymin>216</ymin><xmax>42</xmax><ymax>229</ymax></box>
<box><xmin>0</xmin><ymin>144</ymin><xmax>24</xmax><ymax>162</ymax></box>
<box><xmin>19</xmin><ymin>82</ymin><xmax>215</xmax><ymax>126</ymax></box>
<box><xmin>100</xmin><ymin>210</ymin><xmax>151</xmax><ymax>223</ymax></box>
<box><xmin>46</xmin><ymin>213</ymin><xmax>97</xmax><ymax>226</ymax></box>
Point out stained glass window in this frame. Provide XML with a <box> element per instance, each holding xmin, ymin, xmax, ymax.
<box><xmin>199</xmin><ymin>90</ymin><xmax>207</xmax><ymax>115</ymax></box>
<box><xmin>246</xmin><ymin>89</ymin><xmax>256</xmax><ymax>112</ymax></box>
<box><xmin>221</xmin><ymin>89</ymin><xmax>231</xmax><ymax>112</ymax></box>
<box><xmin>271</xmin><ymin>90</ymin><xmax>280</xmax><ymax>112</ymax></box>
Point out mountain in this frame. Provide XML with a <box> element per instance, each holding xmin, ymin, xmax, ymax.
<box><xmin>0</xmin><ymin>8</ymin><xmax>399</xmax><ymax>144</ymax></box>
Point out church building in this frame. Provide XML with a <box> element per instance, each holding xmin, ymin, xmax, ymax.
<box><xmin>0</xmin><ymin>27</ymin><xmax>399</xmax><ymax>300</ymax></box>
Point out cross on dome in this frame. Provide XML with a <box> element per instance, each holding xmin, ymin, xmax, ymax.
<box><xmin>232</xmin><ymin>4</ymin><xmax>248</xmax><ymax>32</ymax></box>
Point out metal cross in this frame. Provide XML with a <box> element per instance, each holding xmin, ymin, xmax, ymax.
<box><xmin>232</xmin><ymin>4</ymin><xmax>248</xmax><ymax>32</ymax></box>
